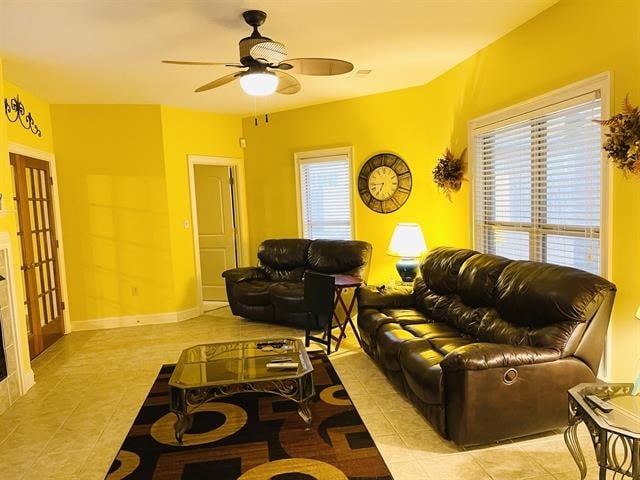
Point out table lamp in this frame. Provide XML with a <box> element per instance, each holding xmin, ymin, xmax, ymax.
<box><xmin>387</xmin><ymin>223</ymin><xmax>427</xmax><ymax>282</ymax></box>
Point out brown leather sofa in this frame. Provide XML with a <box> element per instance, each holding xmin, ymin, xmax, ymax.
<box><xmin>223</xmin><ymin>238</ymin><xmax>372</xmax><ymax>328</ymax></box>
<box><xmin>357</xmin><ymin>247</ymin><xmax>616</xmax><ymax>446</ymax></box>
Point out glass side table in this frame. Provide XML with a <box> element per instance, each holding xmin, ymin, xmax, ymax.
<box><xmin>565</xmin><ymin>383</ymin><xmax>640</xmax><ymax>479</ymax></box>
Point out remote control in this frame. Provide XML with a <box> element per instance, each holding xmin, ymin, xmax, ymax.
<box><xmin>585</xmin><ymin>394</ymin><xmax>614</xmax><ymax>413</ymax></box>
<box><xmin>269</xmin><ymin>357</ymin><xmax>293</xmax><ymax>363</ymax></box>
<box><xmin>266</xmin><ymin>362</ymin><xmax>298</xmax><ymax>369</ymax></box>
<box><xmin>257</xmin><ymin>340</ymin><xmax>284</xmax><ymax>347</ymax></box>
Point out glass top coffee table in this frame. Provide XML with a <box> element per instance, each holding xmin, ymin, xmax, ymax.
<box><xmin>169</xmin><ymin>338</ymin><xmax>314</xmax><ymax>444</ymax></box>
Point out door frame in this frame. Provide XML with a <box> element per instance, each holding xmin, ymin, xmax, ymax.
<box><xmin>8</xmin><ymin>142</ymin><xmax>71</xmax><ymax>336</ymax></box>
<box><xmin>187</xmin><ymin>155</ymin><xmax>249</xmax><ymax>309</ymax></box>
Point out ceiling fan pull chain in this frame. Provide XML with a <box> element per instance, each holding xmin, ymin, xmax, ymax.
<box><xmin>254</xmin><ymin>97</ymin><xmax>258</xmax><ymax>126</ymax></box>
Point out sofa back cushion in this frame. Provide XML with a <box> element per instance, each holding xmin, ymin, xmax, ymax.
<box><xmin>307</xmin><ymin>239</ymin><xmax>373</xmax><ymax>280</ymax></box>
<box><xmin>458</xmin><ymin>253</ymin><xmax>512</xmax><ymax>307</ymax></box>
<box><xmin>258</xmin><ymin>239</ymin><xmax>312</xmax><ymax>281</ymax></box>
<box><xmin>414</xmin><ymin>248</ymin><xmax>616</xmax><ymax>352</ymax></box>
<box><xmin>420</xmin><ymin>247</ymin><xmax>478</xmax><ymax>295</ymax></box>
<box><xmin>473</xmin><ymin>261</ymin><xmax>616</xmax><ymax>350</ymax></box>
<box><xmin>495</xmin><ymin>262</ymin><xmax>614</xmax><ymax>327</ymax></box>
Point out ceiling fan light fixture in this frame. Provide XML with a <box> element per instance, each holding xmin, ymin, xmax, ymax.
<box><xmin>240</xmin><ymin>72</ymin><xmax>279</xmax><ymax>96</ymax></box>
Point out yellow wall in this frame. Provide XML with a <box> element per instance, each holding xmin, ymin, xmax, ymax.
<box><xmin>159</xmin><ymin>106</ymin><xmax>243</xmax><ymax>311</ymax></box>
<box><xmin>242</xmin><ymin>0</ymin><xmax>640</xmax><ymax>380</ymax></box>
<box><xmin>242</xmin><ymin>85</ymin><xmax>469</xmax><ymax>286</ymax></box>
<box><xmin>50</xmin><ymin>105</ymin><xmax>176</xmax><ymax>322</ymax></box>
<box><xmin>0</xmin><ymin>63</ymin><xmax>31</xmax><ymax>375</ymax></box>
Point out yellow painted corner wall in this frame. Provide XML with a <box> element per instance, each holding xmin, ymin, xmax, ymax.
<box><xmin>242</xmin><ymin>0</ymin><xmax>640</xmax><ymax>381</ymax></box>
<box><xmin>159</xmin><ymin>106</ymin><xmax>243</xmax><ymax>312</ymax></box>
<box><xmin>0</xmin><ymin>62</ymin><xmax>31</xmax><ymax>375</ymax></box>
<box><xmin>50</xmin><ymin>105</ymin><xmax>176</xmax><ymax>322</ymax></box>
<box><xmin>242</xmin><ymin>84</ymin><xmax>469</xmax><ymax>287</ymax></box>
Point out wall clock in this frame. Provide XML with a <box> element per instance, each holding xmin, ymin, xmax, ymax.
<box><xmin>358</xmin><ymin>153</ymin><xmax>412</xmax><ymax>214</ymax></box>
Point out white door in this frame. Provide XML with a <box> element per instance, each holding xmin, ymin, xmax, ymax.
<box><xmin>193</xmin><ymin>165</ymin><xmax>238</xmax><ymax>301</ymax></box>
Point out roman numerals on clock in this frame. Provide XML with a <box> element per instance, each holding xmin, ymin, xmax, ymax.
<box><xmin>357</xmin><ymin>153</ymin><xmax>412</xmax><ymax>214</ymax></box>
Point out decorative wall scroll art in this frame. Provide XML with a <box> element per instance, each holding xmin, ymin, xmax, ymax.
<box><xmin>4</xmin><ymin>95</ymin><xmax>42</xmax><ymax>137</ymax></box>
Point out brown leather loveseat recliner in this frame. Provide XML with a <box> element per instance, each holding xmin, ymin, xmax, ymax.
<box><xmin>357</xmin><ymin>247</ymin><xmax>616</xmax><ymax>446</ymax></box>
<box><xmin>223</xmin><ymin>238</ymin><xmax>372</xmax><ymax>328</ymax></box>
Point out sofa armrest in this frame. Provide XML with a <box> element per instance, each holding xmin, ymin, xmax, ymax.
<box><xmin>357</xmin><ymin>285</ymin><xmax>414</xmax><ymax>309</ymax></box>
<box><xmin>440</xmin><ymin>343</ymin><xmax>561</xmax><ymax>371</ymax></box>
<box><xmin>222</xmin><ymin>267</ymin><xmax>267</xmax><ymax>283</ymax></box>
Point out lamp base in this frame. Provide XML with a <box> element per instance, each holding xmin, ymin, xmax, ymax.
<box><xmin>395</xmin><ymin>257</ymin><xmax>419</xmax><ymax>283</ymax></box>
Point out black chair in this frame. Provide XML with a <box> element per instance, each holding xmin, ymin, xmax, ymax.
<box><xmin>303</xmin><ymin>271</ymin><xmax>336</xmax><ymax>354</ymax></box>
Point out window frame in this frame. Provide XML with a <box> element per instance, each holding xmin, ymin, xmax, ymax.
<box><xmin>468</xmin><ymin>73</ymin><xmax>612</xmax><ymax>279</ymax></box>
<box><xmin>294</xmin><ymin>146</ymin><xmax>355</xmax><ymax>240</ymax></box>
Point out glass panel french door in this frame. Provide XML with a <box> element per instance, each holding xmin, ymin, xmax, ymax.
<box><xmin>10</xmin><ymin>153</ymin><xmax>64</xmax><ymax>359</ymax></box>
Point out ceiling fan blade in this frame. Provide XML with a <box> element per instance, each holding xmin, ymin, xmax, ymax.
<box><xmin>282</xmin><ymin>58</ymin><xmax>354</xmax><ymax>76</ymax></box>
<box><xmin>195</xmin><ymin>72</ymin><xmax>242</xmax><ymax>92</ymax></box>
<box><xmin>274</xmin><ymin>71</ymin><xmax>301</xmax><ymax>95</ymax></box>
<box><xmin>249</xmin><ymin>41</ymin><xmax>287</xmax><ymax>65</ymax></box>
<box><xmin>163</xmin><ymin>60</ymin><xmax>243</xmax><ymax>67</ymax></box>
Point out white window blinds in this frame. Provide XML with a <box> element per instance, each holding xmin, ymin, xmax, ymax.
<box><xmin>298</xmin><ymin>154</ymin><xmax>353</xmax><ymax>240</ymax></box>
<box><xmin>473</xmin><ymin>92</ymin><xmax>603</xmax><ymax>274</ymax></box>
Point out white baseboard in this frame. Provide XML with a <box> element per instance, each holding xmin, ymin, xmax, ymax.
<box><xmin>177</xmin><ymin>306</ymin><xmax>203</xmax><ymax>321</ymax></box>
<box><xmin>70</xmin><ymin>307</ymin><xmax>204</xmax><ymax>332</ymax></box>
<box><xmin>20</xmin><ymin>369</ymin><xmax>35</xmax><ymax>394</ymax></box>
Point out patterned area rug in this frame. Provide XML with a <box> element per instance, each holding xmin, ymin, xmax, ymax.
<box><xmin>107</xmin><ymin>351</ymin><xmax>393</xmax><ymax>479</ymax></box>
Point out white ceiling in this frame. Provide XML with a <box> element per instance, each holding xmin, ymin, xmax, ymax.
<box><xmin>0</xmin><ymin>0</ymin><xmax>559</xmax><ymax>116</ymax></box>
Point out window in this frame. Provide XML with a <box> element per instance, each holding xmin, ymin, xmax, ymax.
<box><xmin>471</xmin><ymin>76</ymin><xmax>609</xmax><ymax>275</ymax></box>
<box><xmin>295</xmin><ymin>147</ymin><xmax>354</xmax><ymax>240</ymax></box>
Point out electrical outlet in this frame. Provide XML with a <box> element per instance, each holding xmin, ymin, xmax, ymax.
<box><xmin>183</xmin><ymin>220</ymin><xmax>190</xmax><ymax>229</ymax></box>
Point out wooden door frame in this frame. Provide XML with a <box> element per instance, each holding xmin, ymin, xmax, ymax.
<box><xmin>8</xmin><ymin>143</ymin><xmax>71</xmax><ymax>336</ymax></box>
<box><xmin>187</xmin><ymin>155</ymin><xmax>249</xmax><ymax>310</ymax></box>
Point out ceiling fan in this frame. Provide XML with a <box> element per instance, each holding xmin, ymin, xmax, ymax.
<box><xmin>163</xmin><ymin>10</ymin><xmax>354</xmax><ymax>96</ymax></box>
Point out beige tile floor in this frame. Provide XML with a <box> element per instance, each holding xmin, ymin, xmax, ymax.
<box><xmin>0</xmin><ymin>306</ymin><xmax>599</xmax><ymax>479</ymax></box>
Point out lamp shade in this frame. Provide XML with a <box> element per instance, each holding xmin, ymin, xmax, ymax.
<box><xmin>239</xmin><ymin>72</ymin><xmax>279</xmax><ymax>96</ymax></box>
<box><xmin>387</xmin><ymin>223</ymin><xmax>427</xmax><ymax>258</ymax></box>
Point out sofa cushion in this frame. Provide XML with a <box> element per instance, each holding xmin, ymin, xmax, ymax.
<box><xmin>399</xmin><ymin>339</ymin><xmax>445</xmax><ymax>404</ymax></box>
<box><xmin>476</xmin><ymin>309</ymin><xmax>531</xmax><ymax>346</ymax></box>
<box><xmin>357</xmin><ymin>308</ymin><xmax>395</xmax><ymax>351</ymax></box>
<box><xmin>307</xmin><ymin>239</ymin><xmax>372</xmax><ymax>279</ymax></box>
<box><xmin>404</xmin><ymin>322</ymin><xmax>459</xmax><ymax>340</ymax></box>
<box><xmin>458</xmin><ymin>254</ymin><xmax>511</xmax><ymax>307</ymax></box>
<box><xmin>269</xmin><ymin>282</ymin><xmax>305</xmax><ymax>312</ymax></box>
<box><xmin>381</xmin><ymin>308</ymin><xmax>429</xmax><ymax>326</ymax></box>
<box><xmin>428</xmin><ymin>337</ymin><xmax>474</xmax><ymax>355</ymax></box>
<box><xmin>233</xmin><ymin>280</ymin><xmax>274</xmax><ymax>306</ymax></box>
<box><xmin>496</xmin><ymin>261</ymin><xmax>613</xmax><ymax>327</ymax></box>
<box><xmin>258</xmin><ymin>239</ymin><xmax>311</xmax><ymax>280</ymax></box>
<box><xmin>377</xmin><ymin>323</ymin><xmax>420</xmax><ymax>372</ymax></box>
<box><xmin>420</xmin><ymin>247</ymin><xmax>478</xmax><ymax>295</ymax></box>
<box><xmin>413</xmin><ymin>281</ymin><xmax>455</xmax><ymax>322</ymax></box>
